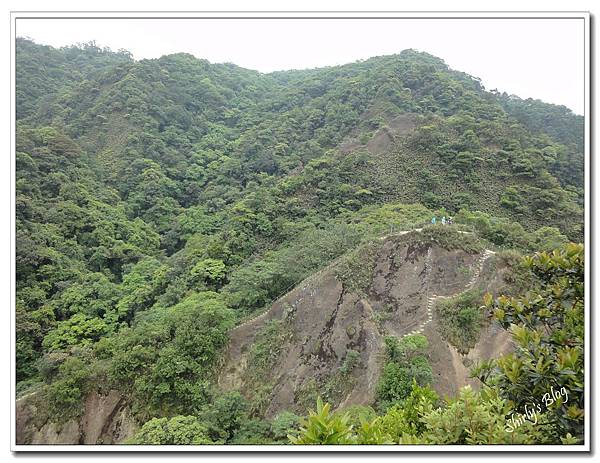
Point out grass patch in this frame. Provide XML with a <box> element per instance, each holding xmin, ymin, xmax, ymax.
<box><xmin>334</xmin><ymin>240</ymin><xmax>381</xmax><ymax>295</ymax></box>
<box><xmin>419</xmin><ymin>225</ymin><xmax>485</xmax><ymax>254</ymax></box>
<box><xmin>245</xmin><ymin>320</ymin><xmax>293</xmax><ymax>414</ymax></box>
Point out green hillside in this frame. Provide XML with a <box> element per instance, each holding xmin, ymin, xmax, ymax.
<box><xmin>15</xmin><ymin>38</ymin><xmax>584</xmax><ymax>445</ymax></box>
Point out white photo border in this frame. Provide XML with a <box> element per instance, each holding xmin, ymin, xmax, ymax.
<box><xmin>9</xmin><ymin>10</ymin><xmax>591</xmax><ymax>453</ymax></box>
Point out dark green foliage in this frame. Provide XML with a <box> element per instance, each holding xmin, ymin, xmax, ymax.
<box><xmin>129</xmin><ymin>415</ymin><xmax>213</xmax><ymax>445</ymax></box>
<box><xmin>115</xmin><ymin>257</ymin><xmax>168</xmax><ymax>322</ymax></box>
<box><xmin>496</xmin><ymin>92</ymin><xmax>583</xmax><ymax>200</ymax></box>
<box><xmin>224</xmin><ymin>223</ymin><xmax>365</xmax><ymax>314</ymax></box>
<box><xmin>16</xmin><ymin>38</ymin><xmax>132</xmax><ymax>120</ymax></box>
<box><xmin>198</xmin><ymin>392</ymin><xmax>250</xmax><ymax>442</ymax></box>
<box><xmin>229</xmin><ymin>418</ymin><xmax>273</xmax><ymax>444</ymax></box>
<box><xmin>106</xmin><ymin>292</ymin><xmax>234</xmax><ymax>418</ymax></box>
<box><xmin>375</xmin><ymin>335</ymin><xmax>433</xmax><ymax>411</ymax></box>
<box><xmin>43</xmin><ymin>356</ymin><xmax>90</xmax><ymax>421</ymax></box>
<box><xmin>435</xmin><ymin>289</ymin><xmax>485</xmax><ymax>353</ymax></box>
<box><xmin>455</xmin><ymin>209</ymin><xmax>570</xmax><ymax>252</ymax></box>
<box><xmin>476</xmin><ymin>243</ymin><xmax>585</xmax><ymax>443</ymax></box>
<box><xmin>271</xmin><ymin>411</ymin><xmax>302</xmax><ymax>442</ymax></box>
<box><xmin>376</xmin><ymin>363</ymin><xmax>415</xmax><ymax>407</ymax></box>
<box><xmin>15</xmin><ymin>38</ymin><xmax>584</xmax><ymax>445</ymax></box>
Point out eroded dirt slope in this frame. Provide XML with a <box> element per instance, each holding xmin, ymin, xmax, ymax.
<box><xmin>218</xmin><ymin>232</ymin><xmax>513</xmax><ymax>417</ymax></box>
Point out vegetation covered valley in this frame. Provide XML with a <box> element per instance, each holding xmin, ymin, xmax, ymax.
<box><xmin>15</xmin><ymin>38</ymin><xmax>584</xmax><ymax>445</ymax></box>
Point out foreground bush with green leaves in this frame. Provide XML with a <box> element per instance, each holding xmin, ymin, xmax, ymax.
<box><xmin>288</xmin><ymin>384</ymin><xmax>547</xmax><ymax>445</ymax></box>
<box><xmin>289</xmin><ymin>244</ymin><xmax>584</xmax><ymax>445</ymax></box>
<box><xmin>476</xmin><ymin>243</ymin><xmax>584</xmax><ymax>443</ymax></box>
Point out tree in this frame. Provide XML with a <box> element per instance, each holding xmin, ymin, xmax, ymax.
<box><xmin>116</xmin><ymin>257</ymin><xmax>168</xmax><ymax>322</ymax></box>
<box><xmin>476</xmin><ymin>243</ymin><xmax>584</xmax><ymax>443</ymax></box>
<box><xmin>44</xmin><ymin>356</ymin><xmax>90</xmax><ymax>419</ymax></box>
<box><xmin>375</xmin><ymin>335</ymin><xmax>433</xmax><ymax>410</ymax></box>
<box><xmin>199</xmin><ymin>392</ymin><xmax>250</xmax><ymax>442</ymax></box>
<box><xmin>190</xmin><ymin>258</ymin><xmax>227</xmax><ymax>288</ymax></box>
<box><xmin>42</xmin><ymin>313</ymin><xmax>110</xmax><ymax>352</ymax></box>
<box><xmin>15</xmin><ymin>39</ymin><xmax>585</xmax><ymax>444</ymax></box>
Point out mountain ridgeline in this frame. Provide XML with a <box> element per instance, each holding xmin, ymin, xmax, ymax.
<box><xmin>15</xmin><ymin>38</ymin><xmax>584</xmax><ymax>445</ymax></box>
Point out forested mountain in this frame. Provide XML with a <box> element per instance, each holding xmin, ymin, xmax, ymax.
<box><xmin>15</xmin><ymin>37</ymin><xmax>584</xmax><ymax>445</ymax></box>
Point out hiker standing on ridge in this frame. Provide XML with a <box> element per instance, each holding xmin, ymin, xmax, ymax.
<box><xmin>431</xmin><ymin>216</ymin><xmax>436</xmax><ymax>225</ymax></box>
<box><xmin>442</xmin><ymin>216</ymin><xmax>446</xmax><ymax>225</ymax></box>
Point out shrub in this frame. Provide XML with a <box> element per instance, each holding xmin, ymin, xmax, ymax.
<box><xmin>129</xmin><ymin>415</ymin><xmax>213</xmax><ymax>445</ymax></box>
<box><xmin>271</xmin><ymin>411</ymin><xmax>302</xmax><ymax>442</ymax></box>
<box><xmin>198</xmin><ymin>392</ymin><xmax>250</xmax><ymax>442</ymax></box>
<box><xmin>477</xmin><ymin>243</ymin><xmax>585</xmax><ymax>443</ymax></box>
<box><xmin>44</xmin><ymin>356</ymin><xmax>90</xmax><ymax>421</ymax></box>
<box><xmin>288</xmin><ymin>398</ymin><xmax>355</xmax><ymax>444</ymax></box>
<box><xmin>435</xmin><ymin>289</ymin><xmax>484</xmax><ymax>353</ymax></box>
<box><xmin>375</xmin><ymin>334</ymin><xmax>433</xmax><ymax>410</ymax></box>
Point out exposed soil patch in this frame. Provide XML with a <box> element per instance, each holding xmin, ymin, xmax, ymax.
<box><xmin>16</xmin><ymin>390</ymin><xmax>137</xmax><ymax>445</ymax></box>
<box><xmin>339</xmin><ymin>112</ymin><xmax>418</xmax><ymax>155</ymax></box>
<box><xmin>218</xmin><ymin>232</ymin><xmax>512</xmax><ymax>417</ymax></box>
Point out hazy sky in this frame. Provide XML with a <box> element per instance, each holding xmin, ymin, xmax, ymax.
<box><xmin>16</xmin><ymin>17</ymin><xmax>585</xmax><ymax>114</ymax></box>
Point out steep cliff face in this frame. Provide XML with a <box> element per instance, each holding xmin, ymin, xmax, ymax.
<box><xmin>16</xmin><ymin>390</ymin><xmax>137</xmax><ymax>445</ymax></box>
<box><xmin>218</xmin><ymin>232</ymin><xmax>512</xmax><ymax>417</ymax></box>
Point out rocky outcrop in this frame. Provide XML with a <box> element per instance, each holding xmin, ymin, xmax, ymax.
<box><xmin>16</xmin><ymin>390</ymin><xmax>137</xmax><ymax>445</ymax></box>
<box><xmin>218</xmin><ymin>232</ymin><xmax>514</xmax><ymax>417</ymax></box>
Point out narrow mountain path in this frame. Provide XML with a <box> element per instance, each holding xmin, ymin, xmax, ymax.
<box><xmin>230</xmin><ymin>227</ymin><xmax>485</xmax><ymax>337</ymax></box>
<box><xmin>403</xmin><ymin>249</ymin><xmax>496</xmax><ymax>338</ymax></box>
<box><xmin>221</xmin><ymin>226</ymin><xmax>496</xmax><ymax>401</ymax></box>
<box><xmin>337</xmin><ymin>244</ymin><xmax>495</xmax><ymax>411</ymax></box>
<box><xmin>16</xmin><ymin>391</ymin><xmax>38</xmax><ymax>403</ymax></box>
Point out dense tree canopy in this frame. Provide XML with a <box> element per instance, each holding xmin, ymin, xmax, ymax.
<box><xmin>15</xmin><ymin>38</ymin><xmax>585</xmax><ymax>446</ymax></box>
